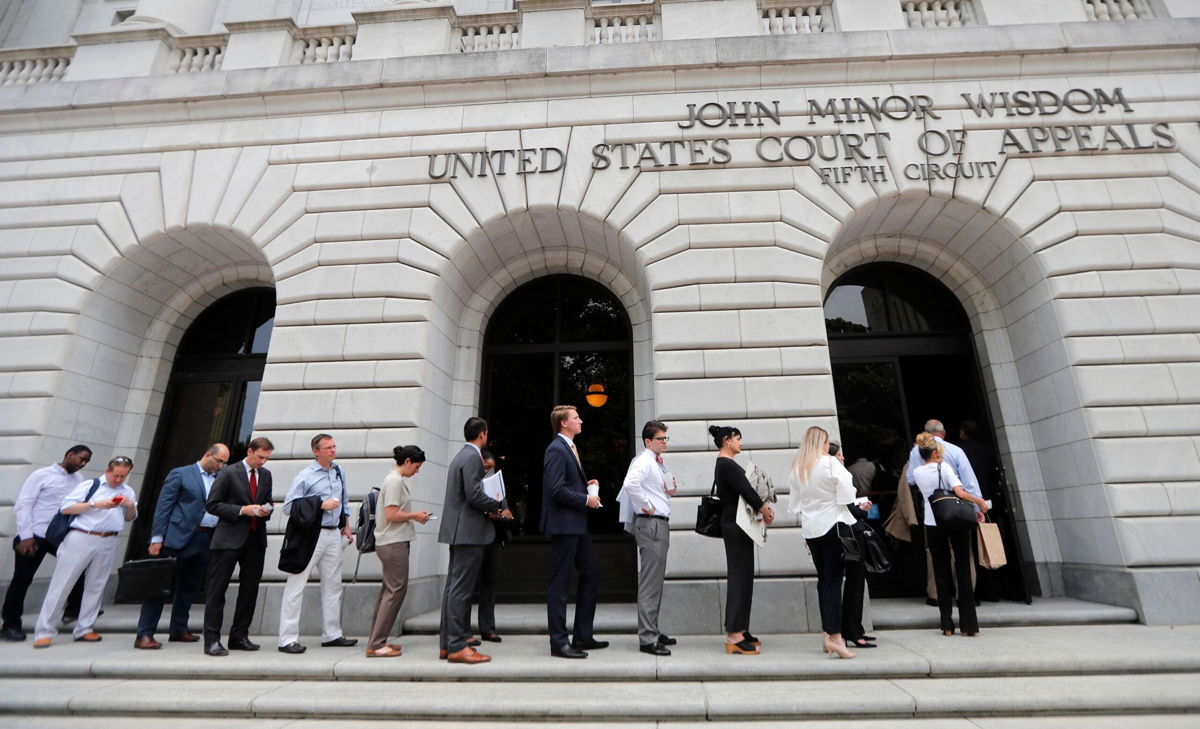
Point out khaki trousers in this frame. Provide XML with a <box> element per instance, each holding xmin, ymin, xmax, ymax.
<box><xmin>367</xmin><ymin>541</ymin><xmax>410</xmax><ymax>650</ymax></box>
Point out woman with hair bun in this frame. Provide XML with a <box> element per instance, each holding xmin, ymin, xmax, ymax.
<box><xmin>911</xmin><ymin>432</ymin><xmax>989</xmax><ymax>637</ymax></box>
<box><xmin>709</xmin><ymin>425</ymin><xmax>774</xmax><ymax>654</ymax></box>
<box><xmin>788</xmin><ymin>426</ymin><xmax>858</xmax><ymax>659</ymax></box>
<box><xmin>365</xmin><ymin>445</ymin><xmax>430</xmax><ymax>657</ymax></box>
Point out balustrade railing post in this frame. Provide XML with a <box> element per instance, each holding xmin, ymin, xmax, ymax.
<box><xmin>659</xmin><ymin>0</ymin><xmax>763</xmax><ymax>39</ymax></box>
<box><xmin>353</xmin><ymin>4</ymin><xmax>459</xmax><ymax>58</ymax></box>
<box><xmin>830</xmin><ymin>0</ymin><xmax>906</xmax><ymax>30</ymax></box>
<box><xmin>222</xmin><ymin>19</ymin><xmax>299</xmax><ymax>70</ymax></box>
<box><xmin>972</xmin><ymin>0</ymin><xmax>1088</xmax><ymax>24</ymax></box>
<box><xmin>518</xmin><ymin>0</ymin><xmax>589</xmax><ymax>48</ymax></box>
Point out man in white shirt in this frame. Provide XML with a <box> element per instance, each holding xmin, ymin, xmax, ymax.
<box><xmin>620</xmin><ymin>420</ymin><xmax>677</xmax><ymax>656</ymax></box>
<box><xmin>33</xmin><ymin>456</ymin><xmax>138</xmax><ymax>648</ymax></box>
<box><xmin>2</xmin><ymin>445</ymin><xmax>93</xmax><ymax>641</ymax></box>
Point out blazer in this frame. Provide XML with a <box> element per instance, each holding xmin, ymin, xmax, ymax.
<box><xmin>278</xmin><ymin>495</ymin><xmax>322</xmax><ymax>574</ymax></box>
<box><xmin>151</xmin><ymin>463</ymin><xmax>210</xmax><ymax>551</ymax></box>
<box><xmin>437</xmin><ymin>445</ymin><xmax>503</xmax><ymax>546</ymax></box>
<box><xmin>206</xmin><ymin>462</ymin><xmax>273</xmax><ymax>551</ymax></box>
<box><xmin>540</xmin><ymin>436</ymin><xmax>589</xmax><ymax>536</ymax></box>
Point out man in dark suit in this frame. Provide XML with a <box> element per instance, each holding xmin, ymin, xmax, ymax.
<box><xmin>542</xmin><ymin>405</ymin><xmax>605</xmax><ymax>659</ymax></box>
<box><xmin>134</xmin><ymin>443</ymin><xmax>229</xmax><ymax>649</ymax></box>
<box><xmin>202</xmin><ymin>437</ymin><xmax>275</xmax><ymax>657</ymax></box>
<box><xmin>437</xmin><ymin>417</ymin><xmax>506</xmax><ymax>664</ymax></box>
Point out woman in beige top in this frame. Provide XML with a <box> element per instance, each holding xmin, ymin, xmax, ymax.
<box><xmin>366</xmin><ymin>445</ymin><xmax>430</xmax><ymax>657</ymax></box>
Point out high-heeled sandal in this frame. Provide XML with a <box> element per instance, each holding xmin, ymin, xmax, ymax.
<box><xmin>725</xmin><ymin>639</ymin><xmax>760</xmax><ymax>655</ymax></box>
<box><xmin>822</xmin><ymin>636</ymin><xmax>856</xmax><ymax>659</ymax></box>
<box><xmin>743</xmin><ymin>632</ymin><xmax>761</xmax><ymax>647</ymax></box>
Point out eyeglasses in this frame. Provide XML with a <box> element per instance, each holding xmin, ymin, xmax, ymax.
<box><xmin>652</xmin><ymin>436</ymin><xmax>670</xmax><ymax>442</ymax></box>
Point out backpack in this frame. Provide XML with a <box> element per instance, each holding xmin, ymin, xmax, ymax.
<box><xmin>44</xmin><ymin>478</ymin><xmax>102</xmax><ymax>556</ymax></box>
<box><xmin>355</xmin><ymin>486</ymin><xmax>380</xmax><ymax>554</ymax></box>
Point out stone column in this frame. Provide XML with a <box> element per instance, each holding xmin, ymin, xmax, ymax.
<box><xmin>127</xmin><ymin>0</ymin><xmax>221</xmax><ymax>36</ymax></box>
<box><xmin>517</xmin><ymin>0</ymin><xmax>589</xmax><ymax>47</ymax></box>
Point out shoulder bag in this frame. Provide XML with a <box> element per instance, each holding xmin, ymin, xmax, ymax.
<box><xmin>43</xmin><ymin>478</ymin><xmax>102</xmax><ymax>556</ymax></box>
<box><xmin>929</xmin><ymin>464</ymin><xmax>976</xmax><ymax>531</ymax></box>
<box><xmin>695</xmin><ymin>479</ymin><xmax>722</xmax><ymax>538</ymax></box>
<box><xmin>836</xmin><ymin>521</ymin><xmax>863</xmax><ymax>562</ymax></box>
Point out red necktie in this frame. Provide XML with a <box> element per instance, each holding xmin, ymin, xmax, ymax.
<box><xmin>656</xmin><ymin>455</ymin><xmax>664</xmax><ymax>465</ymax></box>
<box><xmin>249</xmin><ymin>468</ymin><xmax>258</xmax><ymax>531</ymax></box>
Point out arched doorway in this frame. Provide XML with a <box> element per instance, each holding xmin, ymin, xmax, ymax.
<box><xmin>127</xmin><ymin>287</ymin><xmax>276</xmax><ymax>555</ymax></box>
<box><xmin>481</xmin><ymin>274</ymin><xmax>636</xmax><ymax>601</ymax></box>
<box><xmin>824</xmin><ymin>263</ymin><xmax>1026</xmax><ymax>601</ymax></box>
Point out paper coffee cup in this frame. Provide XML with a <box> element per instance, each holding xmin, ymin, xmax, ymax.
<box><xmin>587</xmin><ymin>484</ymin><xmax>599</xmax><ymax>498</ymax></box>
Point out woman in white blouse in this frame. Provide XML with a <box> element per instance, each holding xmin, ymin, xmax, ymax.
<box><xmin>788</xmin><ymin>426</ymin><xmax>858</xmax><ymax>659</ymax></box>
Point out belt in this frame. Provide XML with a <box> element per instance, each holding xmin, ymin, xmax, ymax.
<box><xmin>321</xmin><ymin>525</ymin><xmax>340</xmax><ymax>530</ymax></box>
<box><xmin>70</xmin><ymin>528</ymin><xmax>119</xmax><ymax>537</ymax></box>
<box><xmin>197</xmin><ymin>527</ymin><xmax>215</xmax><ymax>533</ymax></box>
<box><xmin>636</xmin><ymin>513</ymin><xmax>670</xmax><ymax>522</ymax></box>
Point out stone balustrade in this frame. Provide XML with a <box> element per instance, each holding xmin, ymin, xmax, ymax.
<box><xmin>901</xmin><ymin>0</ymin><xmax>977</xmax><ymax>28</ymax></box>
<box><xmin>1082</xmin><ymin>0</ymin><xmax>1154</xmax><ymax>20</ymax></box>
<box><xmin>760</xmin><ymin>0</ymin><xmax>830</xmax><ymax>34</ymax></box>
<box><xmin>0</xmin><ymin>47</ymin><xmax>73</xmax><ymax>85</ymax></box>
<box><xmin>0</xmin><ymin>0</ymin><xmax>1181</xmax><ymax>82</ymax></box>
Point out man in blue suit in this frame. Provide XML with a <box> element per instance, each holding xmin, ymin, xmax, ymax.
<box><xmin>542</xmin><ymin>405</ymin><xmax>604</xmax><ymax>659</ymax></box>
<box><xmin>134</xmin><ymin>443</ymin><xmax>229</xmax><ymax>649</ymax></box>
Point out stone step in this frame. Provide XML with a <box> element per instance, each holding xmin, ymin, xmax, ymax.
<box><xmin>3</xmin><ymin>625</ymin><xmax>1198</xmax><ymax>683</ymax></box>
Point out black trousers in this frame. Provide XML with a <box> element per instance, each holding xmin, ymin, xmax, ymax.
<box><xmin>928</xmin><ymin>524</ymin><xmax>979</xmax><ymax>634</ymax></box>
<box><xmin>841</xmin><ymin>548</ymin><xmax>867</xmax><ymax>641</ymax></box>
<box><xmin>3</xmin><ymin>535</ymin><xmax>83</xmax><ymax>631</ymax></box>
<box><xmin>475</xmin><ymin>540</ymin><xmax>502</xmax><ymax>635</ymax></box>
<box><xmin>807</xmin><ymin>526</ymin><xmax>845</xmax><ymax>635</ymax></box>
<box><xmin>546</xmin><ymin>534</ymin><xmax>599</xmax><ymax>649</ymax></box>
<box><xmin>137</xmin><ymin>530</ymin><xmax>212</xmax><ymax>638</ymax></box>
<box><xmin>722</xmin><ymin>527</ymin><xmax>754</xmax><ymax>634</ymax></box>
<box><xmin>202</xmin><ymin>540</ymin><xmax>264</xmax><ymax>646</ymax></box>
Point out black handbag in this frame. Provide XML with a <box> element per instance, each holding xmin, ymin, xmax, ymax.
<box><xmin>694</xmin><ymin>480</ymin><xmax>722</xmax><ymax>538</ymax></box>
<box><xmin>114</xmin><ymin>557</ymin><xmax>177</xmax><ymax>604</ymax></box>
<box><xmin>855</xmin><ymin>520</ymin><xmax>892</xmax><ymax>574</ymax></box>
<box><xmin>836</xmin><ymin>521</ymin><xmax>862</xmax><ymax>562</ymax></box>
<box><xmin>929</xmin><ymin>464</ymin><xmax>976</xmax><ymax>531</ymax></box>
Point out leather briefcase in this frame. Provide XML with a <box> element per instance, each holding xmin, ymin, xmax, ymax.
<box><xmin>114</xmin><ymin>557</ymin><xmax>177</xmax><ymax>604</ymax></box>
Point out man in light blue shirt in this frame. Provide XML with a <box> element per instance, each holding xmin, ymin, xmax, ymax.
<box><xmin>277</xmin><ymin>434</ymin><xmax>355</xmax><ymax>653</ymax></box>
<box><xmin>907</xmin><ymin>419</ymin><xmax>980</xmax><ymax>602</ymax></box>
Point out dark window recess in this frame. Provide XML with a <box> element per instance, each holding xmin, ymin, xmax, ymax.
<box><xmin>824</xmin><ymin>263</ymin><xmax>968</xmax><ymax>336</ymax></box>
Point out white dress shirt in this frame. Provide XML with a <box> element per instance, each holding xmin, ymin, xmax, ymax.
<box><xmin>788</xmin><ymin>454</ymin><xmax>857</xmax><ymax>539</ymax></box>
<box><xmin>62</xmin><ymin>476</ymin><xmax>137</xmax><ymax>533</ymax></box>
<box><xmin>621</xmin><ymin>448</ymin><xmax>672</xmax><ymax>518</ymax></box>
<box><xmin>14</xmin><ymin>463</ymin><xmax>84</xmax><ymax>540</ymax></box>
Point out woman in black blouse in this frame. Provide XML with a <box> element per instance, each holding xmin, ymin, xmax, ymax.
<box><xmin>710</xmin><ymin>425</ymin><xmax>774</xmax><ymax>654</ymax></box>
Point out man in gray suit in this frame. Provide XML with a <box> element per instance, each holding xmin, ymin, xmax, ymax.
<box><xmin>437</xmin><ymin>417</ymin><xmax>508</xmax><ymax>664</ymax></box>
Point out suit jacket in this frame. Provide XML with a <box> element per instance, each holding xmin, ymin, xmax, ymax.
<box><xmin>438</xmin><ymin>445</ymin><xmax>503</xmax><ymax>546</ymax></box>
<box><xmin>278</xmin><ymin>495</ymin><xmax>322</xmax><ymax>574</ymax></box>
<box><xmin>152</xmin><ymin>463</ymin><xmax>211</xmax><ymax>551</ymax></box>
<box><xmin>540</xmin><ymin>436</ymin><xmax>589</xmax><ymax>535</ymax></box>
<box><xmin>206</xmin><ymin>462</ymin><xmax>273</xmax><ymax>551</ymax></box>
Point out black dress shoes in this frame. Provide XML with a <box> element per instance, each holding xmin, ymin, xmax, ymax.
<box><xmin>640</xmin><ymin>642</ymin><xmax>671</xmax><ymax>656</ymax></box>
<box><xmin>657</xmin><ymin>634</ymin><xmax>677</xmax><ymax>646</ymax></box>
<box><xmin>206</xmin><ymin>642</ymin><xmax>229</xmax><ymax>657</ymax></box>
<box><xmin>572</xmin><ymin>638</ymin><xmax>609</xmax><ymax>651</ymax></box>
<box><xmin>2</xmin><ymin>627</ymin><xmax>26</xmax><ymax>642</ymax></box>
<box><xmin>481</xmin><ymin>633</ymin><xmax>502</xmax><ymax>643</ymax></box>
<box><xmin>229</xmin><ymin>637</ymin><xmax>260</xmax><ymax>651</ymax></box>
<box><xmin>321</xmin><ymin>637</ymin><xmax>357</xmax><ymax>647</ymax></box>
<box><xmin>466</xmin><ymin>638</ymin><xmax>481</xmax><ymax>647</ymax></box>
<box><xmin>278</xmin><ymin>642</ymin><xmax>306</xmax><ymax>654</ymax></box>
<box><xmin>551</xmin><ymin>645</ymin><xmax>588</xmax><ymax>659</ymax></box>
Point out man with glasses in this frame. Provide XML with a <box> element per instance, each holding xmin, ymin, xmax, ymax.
<box><xmin>620</xmin><ymin>420</ymin><xmax>678</xmax><ymax>656</ymax></box>
<box><xmin>33</xmin><ymin>456</ymin><xmax>138</xmax><ymax>648</ymax></box>
<box><xmin>134</xmin><ymin>443</ymin><xmax>230</xmax><ymax>649</ymax></box>
<box><xmin>3</xmin><ymin>445</ymin><xmax>93</xmax><ymax>641</ymax></box>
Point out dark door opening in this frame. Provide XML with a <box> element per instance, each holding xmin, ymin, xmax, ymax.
<box><xmin>126</xmin><ymin>288</ymin><xmax>275</xmax><ymax>558</ymax></box>
<box><xmin>825</xmin><ymin>263</ymin><xmax>1027</xmax><ymax>601</ymax></box>
<box><xmin>481</xmin><ymin>275</ymin><xmax>636</xmax><ymax>602</ymax></box>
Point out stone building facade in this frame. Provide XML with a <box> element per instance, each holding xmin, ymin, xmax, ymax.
<box><xmin>1</xmin><ymin>0</ymin><xmax>1198</xmax><ymax>630</ymax></box>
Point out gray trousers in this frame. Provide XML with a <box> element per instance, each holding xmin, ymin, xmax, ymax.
<box><xmin>634</xmin><ymin>516</ymin><xmax>670</xmax><ymax>646</ymax></box>
<box><xmin>439</xmin><ymin>544</ymin><xmax>485</xmax><ymax>654</ymax></box>
<box><xmin>34</xmin><ymin>531</ymin><xmax>118</xmax><ymax>641</ymax></box>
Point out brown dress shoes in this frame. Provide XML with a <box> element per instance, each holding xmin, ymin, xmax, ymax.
<box><xmin>134</xmin><ymin>635</ymin><xmax>162</xmax><ymax>649</ymax></box>
<box><xmin>446</xmin><ymin>646</ymin><xmax>491</xmax><ymax>664</ymax></box>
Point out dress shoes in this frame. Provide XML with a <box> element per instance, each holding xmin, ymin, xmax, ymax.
<box><xmin>657</xmin><ymin>633</ymin><xmax>677</xmax><ymax>646</ymax></box>
<box><xmin>571</xmin><ymin>638</ymin><xmax>609</xmax><ymax>651</ymax></box>
<box><xmin>481</xmin><ymin>633</ymin><xmax>502</xmax><ymax>643</ymax></box>
<box><xmin>467</xmin><ymin>637</ymin><xmax>481</xmax><ymax>647</ymax></box>
<box><xmin>2</xmin><ymin>627</ymin><xmax>26</xmax><ymax>642</ymax></box>
<box><xmin>229</xmin><ymin>637</ymin><xmax>260</xmax><ymax>651</ymax></box>
<box><xmin>278</xmin><ymin>642</ymin><xmax>306</xmax><ymax>654</ymax></box>
<box><xmin>74</xmin><ymin>632</ymin><xmax>102</xmax><ymax>642</ymax></box>
<box><xmin>169</xmin><ymin>631</ymin><xmax>200</xmax><ymax>643</ymax></box>
<box><xmin>446</xmin><ymin>646</ymin><xmax>491</xmax><ymax>664</ymax></box>
<box><xmin>551</xmin><ymin>645</ymin><xmax>588</xmax><ymax>659</ymax></box>
<box><xmin>639</xmin><ymin>642</ymin><xmax>671</xmax><ymax>656</ymax></box>
<box><xmin>205</xmin><ymin>642</ymin><xmax>229</xmax><ymax>657</ymax></box>
<box><xmin>134</xmin><ymin>635</ymin><xmax>162</xmax><ymax>650</ymax></box>
<box><xmin>438</xmin><ymin>649</ymin><xmax>448</xmax><ymax>660</ymax></box>
<box><xmin>321</xmin><ymin>636</ymin><xmax>357</xmax><ymax>647</ymax></box>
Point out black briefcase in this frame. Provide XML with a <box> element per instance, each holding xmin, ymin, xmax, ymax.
<box><xmin>114</xmin><ymin>557</ymin><xmax>177</xmax><ymax>604</ymax></box>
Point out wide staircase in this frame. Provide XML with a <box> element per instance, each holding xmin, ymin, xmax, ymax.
<box><xmin>1</xmin><ymin>598</ymin><xmax>1198</xmax><ymax>726</ymax></box>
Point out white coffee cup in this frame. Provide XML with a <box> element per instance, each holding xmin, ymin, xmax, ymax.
<box><xmin>587</xmin><ymin>484</ymin><xmax>599</xmax><ymax>498</ymax></box>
